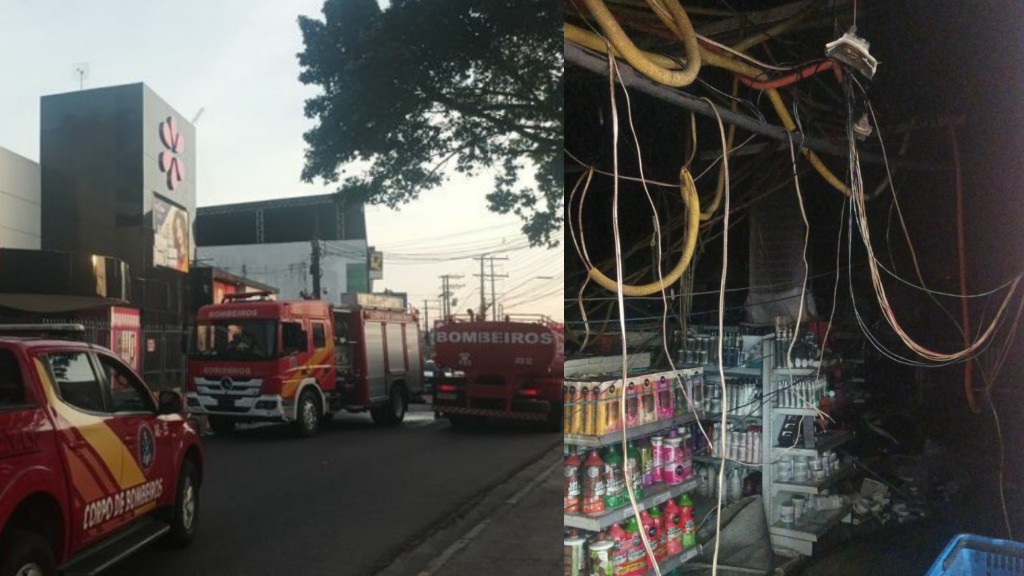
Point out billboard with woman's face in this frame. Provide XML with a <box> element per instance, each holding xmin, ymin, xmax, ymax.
<box><xmin>153</xmin><ymin>194</ymin><xmax>190</xmax><ymax>273</ymax></box>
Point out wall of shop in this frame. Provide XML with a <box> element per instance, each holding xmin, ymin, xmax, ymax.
<box><xmin>0</xmin><ymin>147</ymin><xmax>41</xmax><ymax>249</ymax></box>
<box><xmin>198</xmin><ymin>239</ymin><xmax>368</xmax><ymax>301</ymax></box>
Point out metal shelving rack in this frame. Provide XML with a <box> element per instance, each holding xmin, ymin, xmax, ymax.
<box><xmin>564</xmin><ymin>368</ymin><xmax>705</xmax><ymax>573</ymax></box>
<box><xmin>760</xmin><ymin>335</ymin><xmax>853</xmax><ymax>557</ymax></box>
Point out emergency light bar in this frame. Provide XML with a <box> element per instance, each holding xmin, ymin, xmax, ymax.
<box><xmin>0</xmin><ymin>324</ymin><xmax>87</xmax><ymax>339</ymax></box>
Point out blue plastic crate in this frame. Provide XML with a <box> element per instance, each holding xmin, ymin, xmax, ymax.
<box><xmin>925</xmin><ymin>534</ymin><xmax>1024</xmax><ymax>576</ymax></box>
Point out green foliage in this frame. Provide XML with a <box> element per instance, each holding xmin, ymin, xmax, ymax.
<box><xmin>297</xmin><ymin>0</ymin><xmax>563</xmax><ymax>246</ymax></box>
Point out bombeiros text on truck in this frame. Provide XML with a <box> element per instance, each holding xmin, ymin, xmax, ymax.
<box><xmin>186</xmin><ymin>292</ymin><xmax>424</xmax><ymax>437</ymax></box>
<box><xmin>431</xmin><ymin>312</ymin><xmax>563</xmax><ymax>430</ymax></box>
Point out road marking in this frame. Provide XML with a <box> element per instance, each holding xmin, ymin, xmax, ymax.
<box><xmin>414</xmin><ymin>459</ymin><xmax>560</xmax><ymax>576</ymax></box>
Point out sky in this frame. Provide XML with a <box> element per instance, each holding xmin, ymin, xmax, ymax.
<box><xmin>0</xmin><ymin>0</ymin><xmax>563</xmax><ymax>320</ymax></box>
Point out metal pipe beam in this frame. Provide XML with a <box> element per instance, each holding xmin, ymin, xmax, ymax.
<box><xmin>565</xmin><ymin>41</ymin><xmax>946</xmax><ymax>171</ymax></box>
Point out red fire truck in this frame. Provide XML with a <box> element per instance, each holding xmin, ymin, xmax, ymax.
<box><xmin>431</xmin><ymin>315</ymin><xmax>563</xmax><ymax>430</ymax></box>
<box><xmin>186</xmin><ymin>292</ymin><xmax>423</xmax><ymax>437</ymax></box>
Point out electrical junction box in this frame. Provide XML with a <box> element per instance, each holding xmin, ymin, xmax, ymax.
<box><xmin>826</xmin><ymin>29</ymin><xmax>878</xmax><ymax>79</ymax></box>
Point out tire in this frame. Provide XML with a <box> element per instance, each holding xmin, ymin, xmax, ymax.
<box><xmin>294</xmin><ymin>388</ymin><xmax>321</xmax><ymax>438</ymax></box>
<box><xmin>209</xmin><ymin>417</ymin><xmax>235</xmax><ymax>435</ymax></box>
<box><xmin>0</xmin><ymin>530</ymin><xmax>57</xmax><ymax>576</ymax></box>
<box><xmin>166</xmin><ymin>459</ymin><xmax>199</xmax><ymax>547</ymax></box>
<box><xmin>371</xmin><ymin>385</ymin><xmax>407</xmax><ymax>426</ymax></box>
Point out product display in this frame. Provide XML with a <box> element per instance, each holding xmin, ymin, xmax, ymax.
<box><xmin>564</xmin><ymin>369</ymin><xmax>705</xmax><ymax>575</ymax></box>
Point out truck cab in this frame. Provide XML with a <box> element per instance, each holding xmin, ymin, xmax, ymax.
<box><xmin>0</xmin><ymin>325</ymin><xmax>203</xmax><ymax>576</ymax></box>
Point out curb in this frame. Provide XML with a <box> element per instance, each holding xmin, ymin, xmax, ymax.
<box><xmin>372</xmin><ymin>440</ymin><xmax>562</xmax><ymax>576</ymax></box>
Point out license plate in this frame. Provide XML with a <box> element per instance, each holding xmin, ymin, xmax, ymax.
<box><xmin>436</xmin><ymin>393</ymin><xmax>457</xmax><ymax>401</ymax></box>
<box><xmin>217</xmin><ymin>398</ymin><xmax>236</xmax><ymax>409</ymax></box>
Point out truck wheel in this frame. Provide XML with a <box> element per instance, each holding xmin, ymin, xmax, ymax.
<box><xmin>166</xmin><ymin>459</ymin><xmax>200</xmax><ymax>547</ymax></box>
<box><xmin>0</xmin><ymin>530</ymin><xmax>56</xmax><ymax>576</ymax></box>
<box><xmin>295</xmin><ymin>388</ymin><xmax>321</xmax><ymax>438</ymax></box>
<box><xmin>372</xmin><ymin>385</ymin><xmax>407</xmax><ymax>426</ymax></box>
<box><xmin>209</xmin><ymin>417</ymin><xmax>235</xmax><ymax>435</ymax></box>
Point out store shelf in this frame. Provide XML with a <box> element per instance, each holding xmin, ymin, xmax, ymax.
<box><xmin>772</xmin><ymin>430</ymin><xmax>852</xmax><ymax>457</ymax></box>
<box><xmin>564</xmin><ymin>413</ymin><xmax>702</xmax><ymax>448</ymax></box>
<box><xmin>643</xmin><ymin>546</ymin><xmax>702</xmax><ymax>575</ymax></box>
<box><xmin>772</xmin><ymin>466</ymin><xmax>854</xmax><ymax>494</ymax></box>
<box><xmin>773</xmin><ymin>366</ymin><xmax>823</xmax><ymax>377</ymax></box>
<box><xmin>693</xmin><ymin>454</ymin><xmax>761</xmax><ymax>468</ymax></box>
<box><xmin>769</xmin><ymin>503</ymin><xmax>853</xmax><ymax>541</ymax></box>
<box><xmin>773</xmin><ymin>407</ymin><xmax>820</xmax><ymax>417</ymax></box>
<box><xmin>563</xmin><ymin>476</ymin><xmax>701</xmax><ymax>532</ymax></box>
<box><xmin>703</xmin><ymin>365</ymin><xmax>763</xmax><ymax>378</ymax></box>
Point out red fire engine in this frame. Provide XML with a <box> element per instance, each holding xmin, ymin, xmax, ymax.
<box><xmin>430</xmin><ymin>314</ymin><xmax>563</xmax><ymax>430</ymax></box>
<box><xmin>187</xmin><ymin>292</ymin><xmax>423</xmax><ymax>437</ymax></box>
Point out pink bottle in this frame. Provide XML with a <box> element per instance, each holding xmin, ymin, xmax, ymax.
<box><xmin>663</xmin><ymin>436</ymin><xmax>683</xmax><ymax>485</ymax></box>
<box><xmin>651</xmin><ymin>436</ymin><xmax>664</xmax><ymax>483</ymax></box>
<box><xmin>656</xmin><ymin>375</ymin><xmax>674</xmax><ymax>421</ymax></box>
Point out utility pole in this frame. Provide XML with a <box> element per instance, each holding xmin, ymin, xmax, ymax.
<box><xmin>473</xmin><ymin>255</ymin><xmax>508</xmax><ymax>320</ymax></box>
<box><xmin>489</xmin><ymin>256</ymin><xmax>508</xmax><ymax>320</ymax></box>
<box><xmin>310</xmin><ymin>217</ymin><xmax>322</xmax><ymax>299</ymax></box>
<box><xmin>439</xmin><ymin>274</ymin><xmax>464</xmax><ymax>318</ymax></box>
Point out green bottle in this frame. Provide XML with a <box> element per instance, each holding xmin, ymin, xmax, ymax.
<box><xmin>624</xmin><ymin>516</ymin><xmax>649</xmax><ymax>573</ymax></box>
<box><xmin>625</xmin><ymin>441</ymin><xmax>644</xmax><ymax>500</ymax></box>
<box><xmin>603</xmin><ymin>445</ymin><xmax>625</xmax><ymax>508</ymax></box>
<box><xmin>678</xmin><ymin>492</ymin><xmax>696</xmax><ymax>548</ymax></box>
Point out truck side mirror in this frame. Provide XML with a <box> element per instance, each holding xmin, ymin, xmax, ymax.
<box><xmin>158</xmin><ymin>390</ymin><xmax>184</xmax><ymax>415</ymax></box>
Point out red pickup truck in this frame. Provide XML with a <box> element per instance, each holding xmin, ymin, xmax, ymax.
<box><xmin>0</xmin><ymin>325</ymin><xmax>203</xmax><ymax>576</ymax></box>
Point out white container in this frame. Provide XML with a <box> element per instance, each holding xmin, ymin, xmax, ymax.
<box><xmin>791</xmin><ymin>494</ymin><xmax>806</xmax><ymax>519</ymax></box>
<box><xmin>780</xmin><ymin>501</ymin><xmax>795</xmax><ymax>524</ymax></box>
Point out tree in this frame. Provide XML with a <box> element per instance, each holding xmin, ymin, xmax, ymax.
<box><xmin>297</xmin><ymin>0</ymin><xmax>563</xmax><ymax>246</ymax></box>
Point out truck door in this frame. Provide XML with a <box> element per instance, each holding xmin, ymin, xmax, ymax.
<box><xmin>363</xmin><ymin>320</ymin><xmax>387</xmax><ymax>401</ymax></box>
<box><xmin>95</xmin><ymin>352</ymin><xmax>174</xmax><ymax>522</ymax></box>
<box><xmin>36</xmin><ymin>351</ymin><xmax>123</xmax><ymax>547</ymax></box>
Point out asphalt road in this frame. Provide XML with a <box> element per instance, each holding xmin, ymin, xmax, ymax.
<box><xmin>105</xmin><ymin>405</ymin><xmax>559</xmax><ymax>576</ymax></box>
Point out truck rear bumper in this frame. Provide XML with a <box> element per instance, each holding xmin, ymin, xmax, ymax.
<box><xmin>434</xmin><ymin>404</ymin><xmax>552</xmax><ymax>422</ymax></box>
<box><xmin>186</xmin><ymin>393</ymin><xmax>292</xmax><ymax>422</ymax></box>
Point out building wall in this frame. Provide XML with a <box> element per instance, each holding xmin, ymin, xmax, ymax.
<box><xmin>0</xmin><ymin>147</ymin><xmax>41</xmax><ymax>249</ymax></box>
<box><xmin>198</xmin><ymin>239</ymin><xmax>369</xmax><ymax>301</ymax></box>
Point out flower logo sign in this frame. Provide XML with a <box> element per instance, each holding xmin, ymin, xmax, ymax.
<box><xmin>158</xmin><ymin>116</ymin><xmax>185</xmax><ymax>191</ymax></box>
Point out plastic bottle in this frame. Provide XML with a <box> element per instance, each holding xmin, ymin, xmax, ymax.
<box><xmin>663</xmin><ymin>498</ymin><xmax>684</xmax><ymax>555</ymax></box>
<box><xmin>651</xmin><ymin>436</ymin><xmax>665</xmax><ymax>484</ymax></box>
<box><xmin>581</xmin><ymin>450</ymin><xmax>606</xmax><ymax>515</ymax></box>
<box><xmin>623</xmin><ymin>516</ymin><xmax>649</xmax><ymax>576</ymax></box>
<box><xmin>564</xmin><ymin>451</ymin><xmax>581</xmax><ymax>513</ymax></box>
<box><xmin>648</xmin><ymin>505</ymin><xmax>668</xmax><ymax>562</ymax></box>
<box><xmin>663</xmin><ymin>436</ymin><xmax>683</xmax><ymax>485</ymax></box>
<box><xmin>625</xmin><ymin>441</ymin><xmax>644</xmax><ymax>500</ymax></box>
<box><xmin>607</xmin><ymin>522</ymin><xmax>629</xmax><ymax>574</ymax></box>
<box><xmin>679</xmin><ymin>493</ymin><xmax>697</xmax><ymax>549</ymax></box>
<box><xmin>603</xmin><ymin>445</ymin><xmax>626</xmax><ymax>508</ymax></box>
<box><xmin>729</xmin><ymin>468</ymin><xmax>742</xmax><ymax>503</ymax></box>
<box><xmin>639</xmin><ymin>509</ymin><xmax>660</xmax><ymax>565</ymax></box>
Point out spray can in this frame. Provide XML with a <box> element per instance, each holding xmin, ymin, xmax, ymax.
<box><xmin>579</xmin><ymin>385</ymin><xmax>593</xmax><ymax>436</ymax></box>
<box><xmin>568</xmin><ymin>384</ymin><xmax>581</xmax><ymax>435</ymax></box>
<box><xmin>604</xmin><ymin>382</ymin><xmax>621</xmax><ymax>434</ymax></box>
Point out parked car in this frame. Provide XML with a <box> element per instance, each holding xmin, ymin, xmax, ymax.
<box><xmin>0</xmin><ymin>324</ymin><xmax>203</xmax><ymax>576</ymax></box>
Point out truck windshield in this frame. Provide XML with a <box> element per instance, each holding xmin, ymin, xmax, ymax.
<box><xmin>191</xmin><ymin>321</ymin><xmax>277</xmax><ymax>361</ymax></box>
